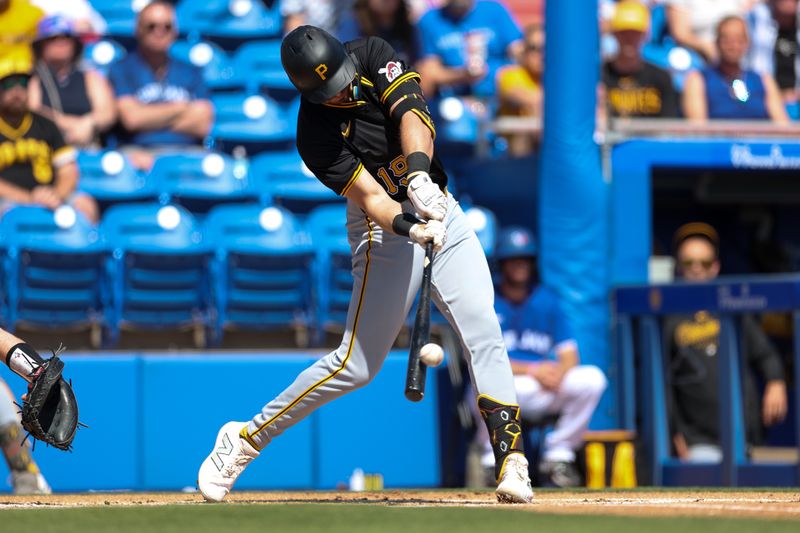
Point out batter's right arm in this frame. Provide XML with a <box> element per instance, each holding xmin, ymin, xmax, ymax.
<box><xmin>344</xmin><ymin>165</ymin><xmax>445</xmax><ymax>251</ymax></box>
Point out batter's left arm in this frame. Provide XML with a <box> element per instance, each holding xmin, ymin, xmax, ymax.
<box><xmin>389</xmin><ymin>92</ymin><xmax>446</xmax><ymax>222</ymax></box>
<box><xmin>395</xmin><ymin>102</ymin><xmax>433</xmax><ymax>160</ymax></box>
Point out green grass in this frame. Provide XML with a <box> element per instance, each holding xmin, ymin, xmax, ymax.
<box><xmin>1</xmin><ymin>504</ymin><xmax>797</xmax><ymax>533</ymax></box>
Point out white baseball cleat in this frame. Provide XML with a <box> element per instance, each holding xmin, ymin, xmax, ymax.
<box><xmin>495</xmin><ymin>453</ymin><xmax>534</xmax><ymax>504</ymax></box>
<box><xmin>197</xmin><ymin>421</ymin><xmax>259</xmax><ymax>502</ymax></box>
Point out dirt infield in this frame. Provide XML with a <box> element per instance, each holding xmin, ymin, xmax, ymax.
<box><xmin>1</xmin><ymin>490</ymin><xmax>799</xmax><ymax>520</ymax></box>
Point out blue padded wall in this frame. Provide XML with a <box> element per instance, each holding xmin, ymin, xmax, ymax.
<box><xmin>0</xmin><ymin>351</ymin><xmax>440</xmax><ymax>492</ymax></box>
<box><xmin>0</xmin><ymin>355</ymin><xmax>141</xmax><ymax>491</ymax></box>
<box><xmin>317</xmin><ymin>356</ymin><xmax>441</xmax><ymax>489</ymax></box>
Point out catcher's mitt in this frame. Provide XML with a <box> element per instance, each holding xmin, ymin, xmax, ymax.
<box><xmin>20</xmin><ymin>352</ymin><xmax>79</xmax><ymax>451</ymax></box>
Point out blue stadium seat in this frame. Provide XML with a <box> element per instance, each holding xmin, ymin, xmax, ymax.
<box><xmin>464</xmin><ymin>205</ymin><xmax>498</xmax><ymax>257</ymax></box>
<box><xmin>209</xmin><ymin>92</ymin><xmax>295</xmax><ymax>154</ymax></box>
<box><xmin>90</xmin><ymin>0</ymin><xmax>140</xmax><ymax>42</ymax></box>
<box><xmin>429</xmin><ymin>96</ymin><xmax>484</xmax><ymax>158</ymax></box>
<box><xmin>77</xmin><ymin>150</ymin><xmax>156</xmax><ymax>207</ymax></box>
<box><xmin>170</xmin><ymin>39</ymin><xmax>235</xmax><ymax>88</ymax></box>
<box><xmin>204</xmin><ymin>204</ymin><xmax>315</xmax><ymax>345</ymax></box>
<box><xmin>0</xmin><ymin>206</ymin><xmax>108</xmax><ymax>334</ymax></box>
<box><xmin>306</xmin><ymin>204</ymin><xmax>351</xmax><ymax>343</ymax></box>
<box><xmin>226</xmin><ymin>40</ymin><xmax>298</xmax><ymax>101</ymax></box>
<box><xmin>100</xmin><ymin>203</ymin><xmax>212</xmax><ymax>346</ymax></box>
<box><xmin>82</xmin><ymin>38</ymin><xmax>127</xmax><ymax>75</ymax></box>
<box><xmin>249</xmin><ymin>151</ymin><xmax>342</xmax><ymax>214</ymax></box>
<box><xmin>176</xmin><ymin>0</ymin><xmax>281</xmax><ymax>50</ymax></box>
<box><xmin>149</xmin><ymin>152</ymin><xmax>254</xmax><ymax>214</ymax></box>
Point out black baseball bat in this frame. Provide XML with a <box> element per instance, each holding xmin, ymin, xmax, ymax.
<box><xmin>405</xmin><ymin>241</ymin><xmax>434</xmax><ymax>402</ymax></box>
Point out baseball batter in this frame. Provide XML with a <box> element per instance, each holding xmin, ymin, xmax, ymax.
<box><xmin>198</xmin><ymin>26</ymin><xmax>532</xmax><ymax>503</ymax></box>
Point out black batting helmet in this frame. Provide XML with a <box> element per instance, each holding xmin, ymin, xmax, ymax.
<box><xmin>281</xmin><ymin>25</ymin><xmax>357</xmax><ymax>104</ymax></box>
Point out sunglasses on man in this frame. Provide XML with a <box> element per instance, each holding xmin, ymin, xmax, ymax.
<box><xmin>680</xmin><ymin>258</ymin><xmax>714</xmax><ymax>269</ymax></box>
<box><xmin>143</xmin><ymin>21</ymin><xmax>174</xmax><ymax>33</ymax></box>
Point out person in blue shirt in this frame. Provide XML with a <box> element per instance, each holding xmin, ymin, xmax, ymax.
<box><xmin>108</xmin><ymin>1</ymin><xmax>213</xmax><ymax>169</ymax></box>
<box><xmin>416</xmin><ymin>0</ymin><xmax>524</xmax><ymax>99</ymax></box>
<box><xmin>476</xmin><ymin>226</ymin><xmax>608</xmax><ymax>487</ymax></box>
<box><xmin>683</xmin><ymin>15</ymin><xmax>789</xmax><ymax>123</ymax></box>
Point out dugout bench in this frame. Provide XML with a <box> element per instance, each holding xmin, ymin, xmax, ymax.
<box><xmin>614</xmin><ymin>275</ymin><xmax>800</xmax><ymax>486</ymax></box>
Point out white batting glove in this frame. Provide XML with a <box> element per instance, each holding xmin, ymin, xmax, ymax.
<box><xmin>409</xmin><ymin>219</ymin><xmax>446</xmax><ymax>253</ymax></box>
<box><xmin>408</xmin><ymin>172</ymin><xmax>447</xmax><ymax>222</ymax></box>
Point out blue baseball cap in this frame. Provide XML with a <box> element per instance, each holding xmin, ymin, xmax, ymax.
<box><xmin>495</xmin><ymin>226</ymin><xmax>537</xmax><ymax>261</ymax></box>
<box><xmin>35</xmin><ymin>16</ymin><xmax>77</xmax><ymax>42</ymax></box>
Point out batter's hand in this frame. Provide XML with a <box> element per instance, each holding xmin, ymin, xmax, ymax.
<box><xmin>410</xmin><ymin>220</ymin><xmax>446</xmax><ymax>253</ymax></box>
<box><xmin>408</xmin><ymin>172</ymin><xmax>447</xmax><ymax>222</ymax></box>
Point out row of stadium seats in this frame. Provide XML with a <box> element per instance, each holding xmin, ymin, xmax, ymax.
<box><xmin>0</xmin><ymin>202</ymin><xmax>499</xmax><ymax>347</ymax></box>
<box><xmin>78</xmin><ymin>150</ymin><xmax>339</xmax><ymax>215</ymax></box>
<box><xmin>85</xmin><ymin>38</ymin><xmax>291</xmax><ymax>99</ymax></box>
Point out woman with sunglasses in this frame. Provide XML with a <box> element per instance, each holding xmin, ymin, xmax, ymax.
<box><xmin>28</xmin><ymin>16</ymin><xmax>116</xmax><ymax>148</ymax></box>
<box><xmin>683</xmin><ymin>15</ymin><xmax>790</xmax><ymax>123</ymax></box>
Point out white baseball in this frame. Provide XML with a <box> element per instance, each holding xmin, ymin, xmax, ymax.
<box><xmin>419</xmin><ymin>343</ymin><xmax>444</xmax><ymax>367</ymax></box>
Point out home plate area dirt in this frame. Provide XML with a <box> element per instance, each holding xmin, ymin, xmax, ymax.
<box><xmin>0</xmin><ymin>490</ymin><xmax>799</xmax><ymax>519</ymax></box>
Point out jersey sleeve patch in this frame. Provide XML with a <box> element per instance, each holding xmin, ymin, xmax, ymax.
<box><xmin>378</xmin><ymin>61</ymin><xmax>403</xmax><ymax>83</ymax></box>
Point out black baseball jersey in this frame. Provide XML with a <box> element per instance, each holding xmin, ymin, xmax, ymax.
<box><xmin>0</xmin><ymin>112</ymin><xmax>75</xmax><ymax>191</ymax></box>
<box><xmin>295</xmin><ymin>37</ymin><xmax>447</xmax><ymax>202</ymax></box>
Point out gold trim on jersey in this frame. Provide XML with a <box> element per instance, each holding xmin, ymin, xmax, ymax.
<box><xmin>0</xmin><ymin>113</ymin><xmax>33</xmax><ymax>140</ymax></box>
<box><xmin>360</xmin><ymin>76</ymin><xmax>374</xmax><ymax>87</ymax></box>
<box><xmin>476</xmin><ymin>393</ymin><xmax>521</xmax><ymax>412</ymax></box>
<box><xmin>323</xmin><ymin>100</ymin><xmax>367</xmax><ymax>109</ymax></box>
<box><xmin>244</xmin><ymin>217</ymin><xmax>375</xmax><ymax>449</ymax></box>
<box><xmin>380</xmin><ymin>72</ymin><xmax>421</xmax><ymax>104</ymax></box>
<box><xmin>410</xmin><ymin>108</ymin><xmax>436</xmax><ymax>140</ymax></box>
<box><xmin>340</xmin><ymin>162</ymin><xmax>363</xmax><ymax>196</ymax></box>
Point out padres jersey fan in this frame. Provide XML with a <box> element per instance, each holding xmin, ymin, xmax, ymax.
<box><xmin>0</xmin><ymin>56</ymin><xmax>75</xmax><ymax>191</ymax></box>
<box><xmin>198</xmin><ymin>26</ymin><xmax>532</xmax><ymax>505</ymax></box>
<box><xmin>0</xmin><ymin>112</ymin><xmax>73</xmax><ymax>190</ymax></box>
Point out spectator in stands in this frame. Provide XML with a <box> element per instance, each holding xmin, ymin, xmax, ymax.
<box><xmin>748</xmin><ymin>0</ymin><xmax>800</xmax><ymax>108</ymax></box>
<box><xmin>338</xmin><ymin>0</ymin><xmax>419</xmax><ymax>64</ymax></box>
<box><xmin>108</xmin><ymin>1</ymin><xmax>214</xmax><ymax>170</ymax></box>
<box><xmin>601</xmin><ymin>1</ymin><xmax>680</xmax><ymax>119</ymax></box>
<box><xmin>475</xmin><ymin>227</ymin><xmax>607</xmax><ymax>487</ymax></box>
<box><xmin>666</xmin><ymin>0</ymin><xmax>755</xmax><ymax>63</ymax></box>
<box><xmin>0</xmin><ymin>55</ymin><xmax>98</xmax><ymax>223</ymax></box>
<box><xmin>416</xmin><ymin>0</ymin><xmax>524</xmax><ymax>100</ymax></box>
<box><xmin>30</xmin><ymin>0</ymin><xmax>107</xmax><ymax>36</ymax></box>
<box><xmin>28</xmin><ymin>16</ymin><xmax>116</xmax><ymax>148</ymax></box>
<box><xmin>495</xmin><ymin>23</ymin><xmax>544</xmax><ymax>156</ymax></box>
<box><xmin>281</xmin><ymin>0</ymin><xmax>354</xmax><ymax>37</ymax></box>
<box><xmin>0</xmin><ymin>0</ymin><xmax>44</xmax><ymax>64</ymax></box>
<box><xmin>665</xmin><ymin>222</ymin><xmax>788</xmax><ymax>463</ymax></box>
<box><xmin>683</xmin><ymin>16</ymin><xmax>790</xmax><ymax>123</ymax></box>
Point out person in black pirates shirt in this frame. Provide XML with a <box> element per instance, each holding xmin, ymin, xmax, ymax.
<box><xmin>601</xmin><ymin>1</ymin><xmax>678</xmax><ymax>118</ymax></box>
<box><xmin>664</xmin><ymin>222</ymin><xmax>788</xmax><ymax>463</ymax></box>
<box><xmin>0</xmin><ymin>55</ymin><xmax>97</xmax><ymax>223</ymax></box>
<box><xmin>198</xmin><ymin>26</ymin><xmax>534</xmax><ymax>504</ymax></box>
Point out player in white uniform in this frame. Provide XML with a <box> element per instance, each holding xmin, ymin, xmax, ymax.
<box><xmin>476</xmin><ymin>227</ymin><xmax>607</xmax><ymax>487</ymax></box>
<box><xmin>198</xmin><ymin>26</ymin><xmax>533</xmax><ymax>503</ymax></box>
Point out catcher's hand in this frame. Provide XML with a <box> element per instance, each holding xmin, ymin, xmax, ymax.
<box><xmin>20</xmin><ymin>351</ymin><xmax>79</xmax><ymax>451</ymax></box>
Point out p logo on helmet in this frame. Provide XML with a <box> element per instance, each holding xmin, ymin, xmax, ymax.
<box><xmin>315</xmin><ymin>64</ymin><xmax>328</xmax><ymax>80</ymax></box>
